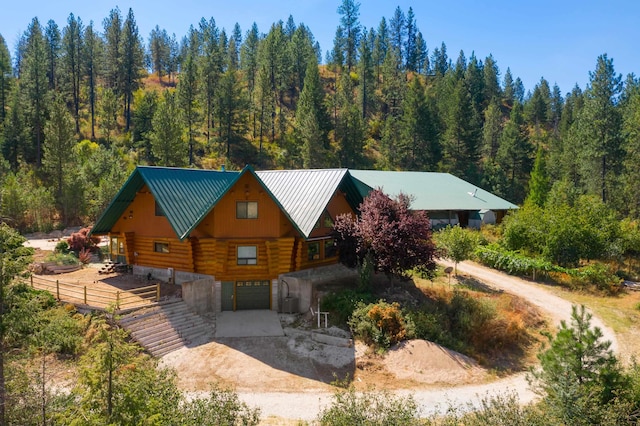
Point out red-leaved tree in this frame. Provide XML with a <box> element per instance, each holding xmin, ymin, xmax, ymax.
<box><xmin>334</xmin><ymin>189</ymin><xmax>436</xmax><ymax>286</ymax></box>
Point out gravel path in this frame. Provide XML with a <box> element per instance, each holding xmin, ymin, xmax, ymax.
<box><xmin>233</xmin><ymin>260</ymin><xmax>619</xmax><ymax>422</ymax></box>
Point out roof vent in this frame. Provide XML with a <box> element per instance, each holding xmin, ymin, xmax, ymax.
<box><xmin>468</xmin><ymin>188</ymin><xmax>477</xmax><ymax>198</ymax></box>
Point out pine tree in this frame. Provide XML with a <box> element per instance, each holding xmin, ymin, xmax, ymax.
<box><xmin>483</xmin><ymin>54</ymin><xmax>501</xmax><ymax>107</ymax></box>
<box><xmin>372</xmin><ymin>18</ymin><xmax>388</xmax><ymax>86</ymax></box>
<box><xmin>199</xmin><ymin>18</ymin><xmax>222</xmax><ymax>145</ymax></box>
<box><xmin>526</xmin><ymin>146</ymin><xmax>551</xmax><ymax>207</ymax></box>
<box><xmin>357</xmin><ymin>30</ymin><xmax>375</xmax><ymax>120</ymax></box>
<box><xmin>217</xmin><ymin>47</ymin><xmax>248</xmax><ymax>160</ymax></box>
<box><xmin>336</xmin><ymin>72</ymin><xmax>364</xmax><ymax>168</ymax></box>
<box><xmin>481</xmin><ymin>98</ymin><xmax>503</xmax><ymax>160</ymax></box>
<box><xmin>0</xmin><ymin>35</ymin><xmax>12</xmax><ymax>124</ymax></box>
<box><xmin>389</xmin><ymin>6</ymin><xmax>406</xmax><ymax>63</ymax></box>
<box><xmin>44</xmin><ymin>20</ymin><xmax>61</xmax><ymax>90</ymax></box>
<box><xmin>297</xmin><ymin>60</ymin><xmax>330</xmax><ymax>168</ymax></box>
<box><xmin>22</xmin><ymin>18</ymin><xmax>49</xmax><ymax>167</ymax></box>
<box><xmin>150</xmin><ymin>91</ymin><xmax>187</xmax><ymax>167</ymax></box>
<box><xmin>61</xmin><ymin>13</ymin><xmax>84</xmax><ymax>133</ymax></box>
<box><xmin>83</xmin><ymin>21</ymin><xmax>102</xmax><ymax>140</ymax></box>
<box><xmin>503</xmin><ymin>67</ymin><xmax>514</xmax><ymax>104</ymax></box>
<box><xmin>497</xmin><ymin>102</ymin><xmax>533</xmax><ymax>202</ymax></box>
<box><xmin>414</xmin><ymin>31</ymin><xmax>428</xmax><ymax>75</ymax></box>
<box><xmin>99</xmin><ymin>88</ymin><xmax>118</xmax><ymax>145</ymax></box>
<box><xmin>337</xmin><ymin>0</ymin><xmax>361</xmax><ymax>72</ymax></box>
<box><xmin>404</xmin><ymin>7</ymin><xmax>418</xmax><ymax>71</ymax></box>
<box><xmin>241</xmin><ymin>22</ymin><xmax>260</xmax><ymax>138</ymax></box>
<box><xmin>574</xmin><ymin>54</ymin><xmax>623</xmax><ymax>203</ymax></box>
<box><xmin>42</xmin><ymin>94</ymin><xmax>77</xmax><ymax>222</ymax></box>
<box><xmin>120</xmin><ymin>8</ymin><xmax>144</xmax><ymax>131</ymax></box>
<box><xmin>1</xmin><ymin>87</ymin><xmax>28</xmax><ymax>169</ymax></box>
<box><xmin>177</xmin><ymin>52</ymin><xmax>199</xmax><ymax>165</ymax></box>
<box><xmin>431</xmin><ymin>42</ymin><xmax>448</xmax><ymax>77</ymax></box>
<box><xmin>102</xmin><ymin>8</ymin><xmax>122</xmax><ymax>94</ymax></box>
<box><xmin>149</xmin><ymin>26</ymin><xmax>171</xmax><ymax>81</ymax></box>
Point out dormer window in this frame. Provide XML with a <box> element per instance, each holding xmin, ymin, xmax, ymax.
<box><xmin>236</xmin><ymin>201</ymin><xmax>258</xmax><ymax>219</ymax></box>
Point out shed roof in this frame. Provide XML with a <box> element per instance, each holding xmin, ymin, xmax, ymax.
<box><xmin>256</xmin><ymin>169</ymin><xmax>369</xmax><ymax>238</ymax></box>
<box><xmin>91</xmin><ymin>166</ymin><xmax>241</xmax><ymax>240</ymax></box>
<box><xmin>349</xmin><ymin>170</ymin><xmax>518</xmax><ymax>211</ymax></box>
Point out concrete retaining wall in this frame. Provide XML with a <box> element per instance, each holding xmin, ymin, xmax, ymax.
<box><xmin>132</xmin><ymin>265</ymin><xmax>211</xmax><ymax>285</ymax></box>
<box><xmin>182</xmin><ymin>278</ymin><xmax>215</xmax><ymax>314</ymax></box>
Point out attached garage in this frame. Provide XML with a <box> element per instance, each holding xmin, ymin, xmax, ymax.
<box><xmin>221</xmin><ymin>280</ymin><xmax>271</xmax><ymax>311</ymax></box>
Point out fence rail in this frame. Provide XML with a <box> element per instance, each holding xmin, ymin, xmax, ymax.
<box><xmin>22</xmin><ymin>275</ymin><xmax>160</xmax><ymax>312</ymax></box>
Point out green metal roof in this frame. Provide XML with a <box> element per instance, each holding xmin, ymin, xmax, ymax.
<box><xmin>91</xmin><ymin>166</ymin><xmax>241</xmax><ymax>240</ymax></box>
<box><xmin>256</xmin><ymin>169</ymin><xmax>369</xmax><ymax>238</ymax></box>
<box><xmin>349</xmin><ymin>170</ymin><xmax>518</xmax><ymax>211</ymax></box>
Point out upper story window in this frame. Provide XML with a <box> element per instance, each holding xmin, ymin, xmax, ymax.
<box><xmin>237</xmin><ymin>246</ymin><xmax>257</xmax><ymax>265</ymax></box>
<box><xmin>314</xmin><ymin>210</ymin><xmax>334</xmax><ymax>229</ymax></box>
<box><xmin>236</xmin><ymin>201</ymin><xmax>258</xmax><ymax>219</ymax></box>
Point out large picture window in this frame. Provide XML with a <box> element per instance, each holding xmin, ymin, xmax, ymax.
<box><xmin>237</xmin><ymin>246</ymin><xmax>257</xmax><ymax>265</ymax></box>
<box><xmin>236</xmin><ymin>201</ymin><xmax>258</xmax><ymax>219</ymax></box>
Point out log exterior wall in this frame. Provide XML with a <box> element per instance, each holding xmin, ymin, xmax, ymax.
<box><xmin>107</xmin><ymin>174</ymin><xmax>353</xmax><ymax>281</ymax></box>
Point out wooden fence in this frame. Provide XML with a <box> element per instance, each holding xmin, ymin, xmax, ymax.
<box><xmin>23</xmin><ymin>275</ymin><xmax>160</xmax><ymax>312</ymax></box>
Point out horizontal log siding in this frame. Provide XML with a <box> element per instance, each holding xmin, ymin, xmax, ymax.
<box><xmin>132</xmin><ymin>235</ymin><xmax>194</xmax><ymax>271</ymax></box>
<box><xmin>192</xmin><ymin>237</ymin><xmax>295</xmax><ymax>281</ymax></box>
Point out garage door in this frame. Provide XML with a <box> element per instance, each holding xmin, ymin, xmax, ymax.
<box><xmin>235</xmin><ymin>280</ymin><xmax>270</xmax><ymax>310</ymax></box>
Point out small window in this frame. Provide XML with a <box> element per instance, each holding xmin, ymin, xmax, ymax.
<box><xmin>308</xmin><ymin>242</ymin><xmax>320</xmax><ymax>261</ymax></box>
<box><xmin>324</xmin><ymin>239</ymin><xmax>337</xmax><ymax>258</ymax></box>
<box><xmin>236</xmin><ymin>201</ymin><xmax>258</xmax><ymax>219</ymax></box>
<box><xmin>155</xmin><ymin>201</ymin><xmax>165</xmax><ymax>216</ymax></box>
<box><xmin>154</xmin><ymin>242</ymin><xmax>170</xmax><ymax>253</ymax></box>
<box><xmin>237</xmin><ymin>246</ymin><xmax>257</xmax><ymax>265</ymax></box>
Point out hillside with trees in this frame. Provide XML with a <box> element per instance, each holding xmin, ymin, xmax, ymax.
<box><xmin>1</xmin><ymin>1</ymin><xmax>640</xmax><ymax>232</ymax></box>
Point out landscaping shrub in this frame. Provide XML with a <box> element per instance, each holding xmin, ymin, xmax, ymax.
<box><xmin>322</xmin><ymin>289</ymin><xmax>376</xmax><ymax>325</ymax></box>
<box><xmin>317</xmin><ymin>387</ymin><xmax>420</xmax><ymax>425</ymax></box>
<box><xmin>567</xmin><ymin>263</ymin><xmax>622</xmax><ymax>293</ymax></box>
<box><xmin>54</xmin><ymin>240</ymin><xmax>70</xmax><ymax>254</ymax></box>
<box><xmin>348</xmin><ymin>300</ymin><xmax>413</xmax><ymax>349</ymax></box>
<box><xmin>45</xmin><ymin>252</ymin><xmax>80</xmax><ymax>265</ymax></box>
<box><xmin>67</xmin><ymin>227</ymin><xmax>101</xmax><ymax>254</ymax></box>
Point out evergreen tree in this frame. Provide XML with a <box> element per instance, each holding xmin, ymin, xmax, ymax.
<box><xmin>150</xmin><ymin>91</ymin><xmax>187</xmax><ymax>167</ymax></box>
<box><xmin>44</xmin><ymin>20</ymin><xmax>61</xmax><ymax>90</ymax></box>
<box><xmin>389</xmin><ymin>6</ymin><xmax>406</xmax><ymax>63</ymax></box>
<box><xmin>337</xmin><ymin>0</ymin><xmax>361</xmax><ymax>72</ymax></box>
<box><xmin>132</xmin><ymin>91</ymin><xmax>158</xmax><ymax>162</ymax></box>
<box><xmin>99</xmin><ymin>88</ymin><xmax>118</xmax><ymax>145</ymax></box>
<box><xmin>503</xmin><ymin>67</ymin><xmax>514</xmax><ymax>103</ymax></box>
<box><xmin>414</xmin><ymin>31</ymin><xmax>428</xmax><ymax>75</ymax></box>
<box><xmin>404</xmin><ymin>7</ymin><xmax>418</xmax><ymax>71</ymax></box>
<box><xmin>481</xmin><ymin>97</ymin><xmax>503</xmax><ymax>160</ymax></box>
<box><xmin>217</xmin><ymin>48</ymin><xmax>248</xmax><ymax>160</ymax></box>
<box><xmin>241</xmin><ymin>23</ymin><xmax>260</xmax><ymax>138</ymax></box>
<box><xmin>357</xmin><ymin>30</ymin><xmax>375</xmax><ymax>120</ymax></box>
<box><xmin>336</xmin><ymin>72</ymin><xmax>365</xmax><ymax>168</ymax></box>
<box><xmin>297</xmin><ymin>60</ymin><xmax>330</xmax><ymax>168</ymax></box>
<box><xmin>574</xmin><ymin>54</ymin><xmax>623</xmax><ymax>203</ymax></box>
<box><xmin>1</xmin><ymin>87</ymin><xmax>28</xmax><ymax>169</ymax></box>
<box><xmin>526</xmin><ymin>146</ymin><xmax>551</xmax><ymax>207</ymax></box>
<box><xmin>431</xmin><ymin>42</ymin><xmax>448</xmax><ymax>77</ymax></box>
<box><xmin>483</xmin><ymin>54</ymin><xmax>501</xmax><ymax>107</ymax></box>
<box><xmin>513</xmin><ymin>77</ymin><xmax>525</xmax><ymax>103</ymax></box>
<box><xmin>120</xmin><ymin>8</ymin><xmax>144</xmax><ymax>132</ymax></box>
<box><xmin>397</xmin><ymin>76</ymin><xmax>438</xmax><ymax>170</ymax></box>
<box><xmin>83</xmin><ymin>21</ymin><xmax>102</xmax><ymax>141</ymax></box>
<box><xmin>102</xmin><ymin>8</ymin><xmax>122</xmax><ymax>94</ymax></box>
<box><xmin>497</xmin><ymin>102</ymin><xmax>533</xmax><ymax>202</ymax></box>
<box><xmin>61</xmin><ymin>13</ymin><xmax>84</xmax><ymax>133</ymax></box>
<box><xmin>148</xmin><ymin>26</ymin><xmax>170</xmax><ymax>81</ymax></box>
<box><xmin>372</xmin><ymin>18</ymin><xmax>388</xmax><ymax>85</ymax></box>
<box><xmin>22</xmin><ymin>18</ymin><xmax>49</xmax><ymax>167</ymax></box>
<box><xmin>0</xmin><ymin>35</ymin><xmax>12</xmax><ymax>124</ymax></box>
<box><xmin>199</xmin><ymin>18</ymin><xmax>222</xmax><ymax>145</ymax></box>
<box><xmin>621</xmin><ymin>85</ymin><xmax>640</xmax><ymax>218</ymax></box>
<box><xmin>177</xmin><ymin>52</ymin><xmax>199</xmax><ymax>165</ymax></box>
<box><xmin>44</xmin><ymin>94</ymin><xmax>83</xmax><ymax>224</ymax></box>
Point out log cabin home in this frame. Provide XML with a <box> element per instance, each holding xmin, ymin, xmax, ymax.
<box><xmin>91</xmin><ymin>166</ymin><xmax>369</xmax><ymax>311</ymax></box>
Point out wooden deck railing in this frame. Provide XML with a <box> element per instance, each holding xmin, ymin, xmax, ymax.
<box><xmin>22</xmin><ymin>275</ymin><xmax>160</xmax><ymax>312</ymax></box>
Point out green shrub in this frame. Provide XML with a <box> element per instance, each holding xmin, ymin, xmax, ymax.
<box><xmin>54</xmin><ymin>240</ymin><xmax>70</xmax><ymax>254</ymax></box>
<box><xmin>348</xmin><ymin>300</ymin><xmax>413</xmax><ymax>350</ymax></box>
<box><xmin>567</xmin><ymin>263</ymin><xmax>622</xmax><ymax>293</ymax></box>
<box><xmin>317</xmin><ymin>387</ymin><xmax>420</xmax><ymax>425</ymax></box>
<box><xmin>45</xmin><ymin>252</ymin><xmax>79</xmax><ymax>265</ymax></box>
<box><xmin>37</xmin><ymin>307</ymin><xmax>84</xmax><ymax>355</ymax></box>
<box><xmin>476</xmin><ymin>244</ymin><xmax>559</xmax><ymax>278</ymax></box>
<box><xmin>322</xmin><ymin>289</ymin><xmax>376</xmax><ymax>325</ymax></box>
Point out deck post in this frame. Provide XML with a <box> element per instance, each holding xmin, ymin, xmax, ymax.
<box><xmin>116</xmin><ymin>291</ymin><xmax>120</xmax><ymax>310</ymax></box>
<box><xmin>156</xmin><ymin>284</ymin><xmax>160</xmax><ymax>302</ymax></box>
<box><xmin>30</xmin><ymin>275</ymin><xmax>34</xmax><ymax>288</ymax></box>
<box><xmin>56</xmin><ymin>280</ymin><xmax>60</xmax><ymax>300</ymax></box>
<box><xmin>84</xmin><ymin>286</ymin><xmax>87</xmax><ymax>305</ymax></box>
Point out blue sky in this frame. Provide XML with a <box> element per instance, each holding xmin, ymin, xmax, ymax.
<box><xmin>2</xmin><ymin>0</ymin><xmax>639</xmax><ymax>95</ymax></box>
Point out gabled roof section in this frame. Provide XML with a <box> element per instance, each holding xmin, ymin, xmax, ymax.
<box><xmin>256</xmin><ymin>169</ymin><xmax>369</xmax><ymax>238</ymax></box>
<box><xmin>349</xmin><ymin>170</ymin><xmax>518</xmax><ymax>211</ymax></box>
<box><xmin>91</xmin><ymin>166</ymin><xmax>241</xmax><ymax>240</ymax></box>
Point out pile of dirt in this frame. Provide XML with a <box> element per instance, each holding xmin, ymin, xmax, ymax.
<box><xmin>381</xmin><ymin>340</ymin><xmax>489</xmax><ymax>385</ymax></box>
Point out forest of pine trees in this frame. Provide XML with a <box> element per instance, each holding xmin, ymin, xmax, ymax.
<box><xmin>1</xmin><ymin>1</ymin><xmax>640</xmax><ymax>231</ymax></box>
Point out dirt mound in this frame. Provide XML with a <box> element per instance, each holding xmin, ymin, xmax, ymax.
<box><xmin>383</xmin><ymin>339</ymin><xmax>489</xmax><ymax>385</ymax></box>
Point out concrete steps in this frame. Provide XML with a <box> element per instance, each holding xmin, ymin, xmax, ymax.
<box><xmin>118</xmin><ymin>300</ymin><xmax>215</xmax><ymax>357</ymax></box>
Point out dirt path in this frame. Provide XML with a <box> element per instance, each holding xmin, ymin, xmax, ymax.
<box><xmin>222</xmin><ymin>261</ymin><xmax>620</xmax><ymax>423</ymax></box>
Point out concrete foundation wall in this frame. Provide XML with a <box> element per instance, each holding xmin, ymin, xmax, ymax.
<box><xmin>182</xmin><ymin>278</ymin><xmax>215</xmax><ymax>314</ymax></box>
<box><xmin>132</xmin><ymin>265</ymin><xmax>211</xmax><ymax>285</ymax></box>
<box><xmin>278</xmin><ymin>264</ymin><xmax>357</xmax><ymax>313</ymax></box>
